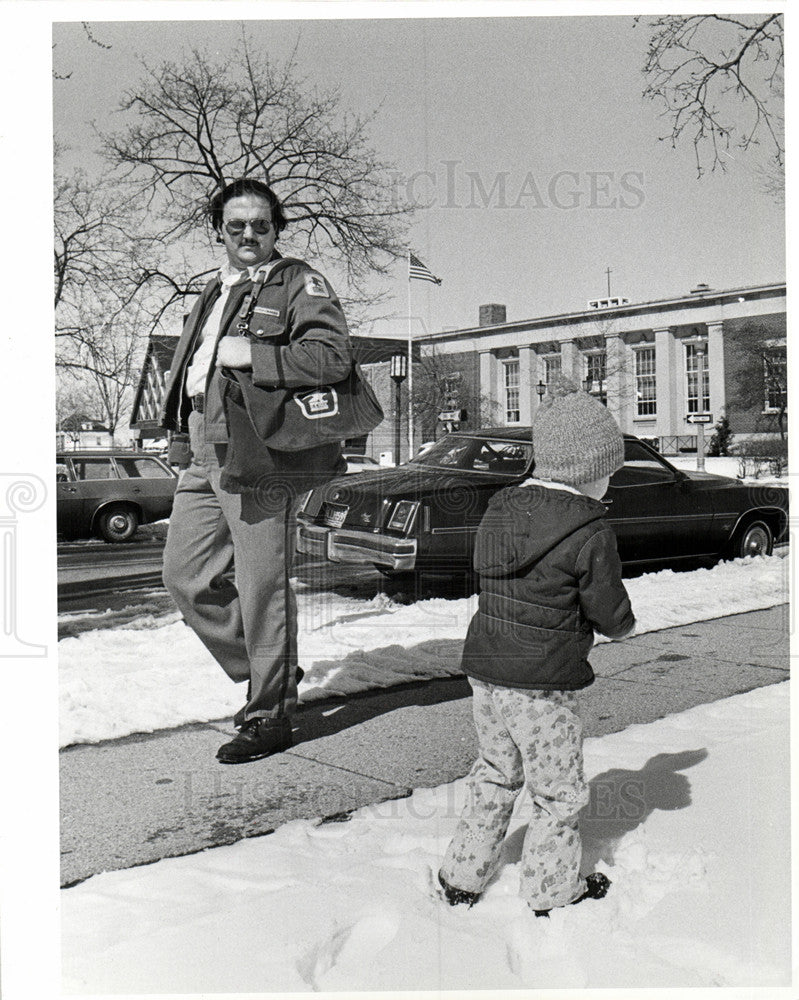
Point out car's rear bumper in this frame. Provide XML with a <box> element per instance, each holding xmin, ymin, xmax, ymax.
<box><xmin>296</xmin><ymin>521</ymin><xmax>417</xmax><ymax>571</ymax></box>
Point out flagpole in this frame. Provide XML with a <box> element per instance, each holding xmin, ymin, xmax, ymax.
<box><xmin>407</xmin><ymin>248</ymin><xmax>413</xmax><ymax>463</ymax></box>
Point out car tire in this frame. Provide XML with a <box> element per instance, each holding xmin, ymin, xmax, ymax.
<box><xmin>730</xmin><ymin>519</ymin><xmax>773</xmax><ymax>560</ymax></box>
<box><xmin>97</xmin><ymin>505</ymin><xmax>140</xmax><ymax>543</ymax></box>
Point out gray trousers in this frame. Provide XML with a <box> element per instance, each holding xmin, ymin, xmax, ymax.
<box><xmin>440</xmin><ymin>679</ymin><xmax>590</xmax><ymax>910</ymax></box>
<box><xmin>163</xmin><ymin>411</ymin><xmax>298</xmax><ymax>726</ymax></box>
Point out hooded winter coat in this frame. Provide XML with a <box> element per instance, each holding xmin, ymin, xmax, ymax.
<box><xmin>461</xmin><ymin>482</ymin><xmax>635</xmax><ymax>691</ymax></box>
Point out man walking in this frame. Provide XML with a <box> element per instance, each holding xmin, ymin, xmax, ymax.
<box><xmin>160</xmin><ymin>178</ymin><xmax>353</xmax><ymax>763</ymax></box>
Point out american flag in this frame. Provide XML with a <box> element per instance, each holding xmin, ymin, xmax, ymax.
<box><xmin>408</xmin><ymin>253</ymin><xmax>442</xmax><ymax>285</ymax></box>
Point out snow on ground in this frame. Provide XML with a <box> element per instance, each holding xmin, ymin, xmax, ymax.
<box><xmin>59</xmin><ymin>553</ymin><xmax>789</xmax><ymax>747</ymax></box>
<box><xmin>60</xmin><ymin>681</ymin><xmax>790</xmax><ymax>992</ymax></box>
<box><xmin>669</xmin><ymin>454</ymin><xmax>786</xmax><ymax>483</ymax></box>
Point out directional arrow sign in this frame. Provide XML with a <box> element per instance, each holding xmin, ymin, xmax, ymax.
<box><xmin>686</xmin><ymin>413</ymin><xmax>713</xmax><ymax>424</ymax></box>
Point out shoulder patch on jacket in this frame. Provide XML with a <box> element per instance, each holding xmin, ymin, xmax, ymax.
<box><xmin>303</xmin><ymin>273</ymin><xmax>329</xmax><ymax>298</ymax></box>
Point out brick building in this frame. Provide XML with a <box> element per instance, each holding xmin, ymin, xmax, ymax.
<box><xmin>415</xmin><ymin>281</ymin><xmax>786</xmax><ymax>454</ymax></box>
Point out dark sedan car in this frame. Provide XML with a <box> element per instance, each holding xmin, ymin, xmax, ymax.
<box><xmin>296</xmin><ymin>428</ymin><xmax>788</xmax><ymax>577</ymax></box>
<box><xmin>56</xmin><ymin>450</ymin><xmax>178</xmax><ymax>542</ymax></box>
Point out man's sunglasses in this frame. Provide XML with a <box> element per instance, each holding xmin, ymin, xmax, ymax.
<box><xmin>223</xmin><ymin>219</ymin><xmax>273</xmax><ymax>237</ymax></box>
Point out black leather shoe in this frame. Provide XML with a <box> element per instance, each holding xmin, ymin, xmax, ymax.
<box><xmin>534</xmin><ymin>872</ymin><xmax>611</xmax><ymax>917</ymax></box>
<box><xmin>216</xmin><ymin>718</ymin><xmax>293</xmax><ymax>764</ymax></box>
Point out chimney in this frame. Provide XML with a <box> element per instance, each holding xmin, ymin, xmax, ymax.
<box><xmin>479</xmin><ymin>303</ymin><xmax>507</xmax><ymax>327</ymax></box>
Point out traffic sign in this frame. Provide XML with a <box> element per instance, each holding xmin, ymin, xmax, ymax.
<box><xmin>438</xmin><ymin>409</ymin><xmax>467</xmax><ymax>422</ymax></box>
<box><xmin>686</xmin><ymin>413</ymin><xmax>713</xmax><ymax>424</ymax></box>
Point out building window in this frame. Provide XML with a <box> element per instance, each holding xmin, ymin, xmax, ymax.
<box><xmin>442</xmin><ymin>371</ymin><xmax>461</xmax><ymax>403</ymax></box>
<box><xmin>543</xmin><ymin>355</ymin><xmax>561</xmax><ymax>388</ymax></box>
<box><xmin>685</xmin><ymin>343</ymin><xmax>710</xmax><ymax>413</ymax></box>
<box><xmin>584</xmin><ymin>351</ymin><xmax>607</xmax><ymax>405</ymax></box>
<box><xmin>634</xmin><ymin>347</ymin><xmax>656</xmax><ymax>416</ymax></box>
<box><xmin>503</xmin><ymin>359</ymin><xmax>520</xmax><ymax>423</ymax></box>
<box><xmin>763</xmin><ymin>349</ymin><xmax>787</xmax><ymax>413</ymax></box>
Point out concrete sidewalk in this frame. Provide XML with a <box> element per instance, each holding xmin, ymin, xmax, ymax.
<box><xmin>60</xmin><ymin>605</ymin><xmax>791</xmax><ymax>887</ymax></box>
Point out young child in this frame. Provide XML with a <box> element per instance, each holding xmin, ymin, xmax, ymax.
<box><xmin>438</xmin><ymin>376</ymin><xmax>635</xmax><ymax>916</ymax></box>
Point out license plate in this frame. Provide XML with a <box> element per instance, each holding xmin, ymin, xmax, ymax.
<box><xmin>320</xmin><ymin>501</ymin><xmax>349</xmax><ymax>528</ymax></box>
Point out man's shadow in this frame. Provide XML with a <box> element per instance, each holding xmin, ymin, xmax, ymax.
<box><xmin>502</xmin><ymin>749</ymin><xmax>708</xmax><ymax>870</ymax></box>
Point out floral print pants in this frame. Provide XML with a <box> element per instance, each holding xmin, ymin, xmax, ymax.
<box><xmin>440</xmin><ymin>679</ymin><xmax>590</xmax><ymax>911</ymax></box>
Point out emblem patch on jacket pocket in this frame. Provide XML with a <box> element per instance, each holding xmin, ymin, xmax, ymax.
<box><xmin>304</xmin><ymin>273</ymin><xmax>329</xmax><ymax>298</ymax></box>
<box><xmin>293</xmin><ymin>387</ymin><xmax>339</xmax><ymax>419</ymax></box>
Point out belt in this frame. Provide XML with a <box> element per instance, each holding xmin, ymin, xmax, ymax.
<box><xmin>190</xmin><ymin>394</ymin><xmax>205</xmax><ymax>414</ymax></box>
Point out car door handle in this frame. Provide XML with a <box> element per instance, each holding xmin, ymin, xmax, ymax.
<box><xmin>132</xmin><ymin>488</ymin><xmax>142</xmax><ymax>494</ymax></box>
<box><xmin>63</xmin><ymin>487</ymin><xmax>77</xmax><ymax>493</ymax></box>
<box><xmin>601</xmin><ymin>499</ymin><xmax>613</xmax><ymax>507</ymax></box>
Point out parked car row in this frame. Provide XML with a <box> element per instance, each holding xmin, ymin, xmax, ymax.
<box><xmin>297</xmin><ymin>428</ymin><xmax>789</xmax><ymax>579</ymax></box>
<box><xmin>57</xmin><ymin>433</ymin><xmax>789</xmax><ymax>561</ymax></box>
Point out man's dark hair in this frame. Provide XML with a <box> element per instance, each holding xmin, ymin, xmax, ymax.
<box><xmin>208</xmin><ymin>178</ymin><xmax>288</xmax><ymax>235</ymax></box>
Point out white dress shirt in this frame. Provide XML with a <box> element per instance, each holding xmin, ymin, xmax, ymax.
<box><xmin>184</xmin><ymin>260</ymin><xmax>275</xmax><ymax>398</ymax></box>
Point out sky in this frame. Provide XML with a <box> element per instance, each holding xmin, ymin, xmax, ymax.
<box><xmin>51</xmin><ymin>12</ymin><xmax>786</xmax><ymax>339</ymax></box>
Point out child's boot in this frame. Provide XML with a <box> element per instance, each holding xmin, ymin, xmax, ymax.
<box><xmin>438</xmin><ymin>872</ymin><xmax>481</xmax><ymax>908</ymax></box>
<box><xmin>533</xmin><ymin>872</ymin><xmax>611</xmax><ymax>918</ymax></box>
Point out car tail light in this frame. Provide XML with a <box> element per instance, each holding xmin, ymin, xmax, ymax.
<box><xmin>386</xmin><ymin>500</ymin><xmax>419</xmax><ymax>533</ymax></box>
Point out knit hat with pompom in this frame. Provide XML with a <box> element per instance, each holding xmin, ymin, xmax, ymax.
<box><xmin>532</xmin><ymin>375</ymin><xmax>624</xmax><ymax>485</ymax></box>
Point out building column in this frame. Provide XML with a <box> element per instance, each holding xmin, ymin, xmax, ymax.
<box><xmin>653</xmin><ymin>327</ymin><xmax>675</xmax><ymax>437</ymax></box>
<box><xmin>560</xmin><ymin>340</ymin><xmax>579</xmax><ymax>380</ymax></box>
<box><xmin>604</xmin><ymin>333</ymin><xmax>628</xmax><ymax>430</ymax></box>
<box><xmin>706</xmin><ymin>320</ymin><xmax>725</xmax><ymax>421</ymax></box>
<box><xmin>479</xmin><ymin>350</ymin><xmax>499</xmax><ymax>425</ymax></box>
<box><xmin>518</xmin><ymin>345</ymin><xmax>534</xmax><ymax>425</ymax></box>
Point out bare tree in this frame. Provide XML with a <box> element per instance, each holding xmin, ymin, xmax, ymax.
<box><xmin>54</xmin><ymin>164</ymin><xmax>156</xmax><ymax>333</ymax></box>
<box><xmin>413</xmin><ymin>349</ymin><xmax>499</xmax><ymax>441</ymax></box>
<box><xmin>56</xmin><ymin>379</ymin><xmax>103</xmax><ymax>440</ymax></box>
<box><xmin>639</xmin><ymin>14</ymin><xmax>784</xmax><ymax>191</ymax></box>
<box><xmin>54</xmin><ymin>160</ymin><xmax>160</xmax><ymax>437</ymax></box>
<box><xmin>57</xmin><ymin>293</ymin><xmax>149</xmax><ymax>438</ymax></box>
<box><xmin>99</xmin><ymin>32</ymin><xmax>412</xmax><ymax>298</ymax></box>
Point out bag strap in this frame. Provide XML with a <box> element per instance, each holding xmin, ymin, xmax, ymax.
<box><xmin>234</xmin><ymin>257</ymin><xmax>312</xmax><ymax>335</ymax></box>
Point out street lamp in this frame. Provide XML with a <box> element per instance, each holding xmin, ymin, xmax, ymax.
<box><xmin>389</xmin><ymin>354</ymin><xmax>408</xmax><ymax>465</ymax></box>
<box><xmin>535</xmin><ymin>380</ymin><xmax>547</xmax><ymax>401</ymax></box>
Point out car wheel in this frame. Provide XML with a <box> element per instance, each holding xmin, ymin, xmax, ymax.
<box><xmin>732</xmin><ymin>519</ymin><xmax>773</xmax><ymax>559</ymax></box>
<box><xmin>97</xmin><ymin>505</ymin><xmax>140</xmax><ymax>543</ymax></box>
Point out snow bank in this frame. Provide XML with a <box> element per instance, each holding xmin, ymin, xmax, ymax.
<box><xmin>60</xmin><ymin>682</ymin><xmax>791</xmax><ymax>992</ymax></box>
<box><xmin>668</xmin><ymin>454</ymin><xmax>786</xmax><ymax>484</ymax></box>
<box><xmin>59</xmin><ymin>553</ymin><xmax>788</xmax><ymax>747</ymax></box>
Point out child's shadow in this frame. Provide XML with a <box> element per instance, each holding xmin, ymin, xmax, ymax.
<box><xmin>503</xmin><ymin>749</ymin><xmax>708</xmax><ymax>871</ymax></box>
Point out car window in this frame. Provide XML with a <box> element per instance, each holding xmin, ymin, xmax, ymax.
<box><xmin>70</xmin><ymin>458</ymin><xmax>116</xmax><ymax>481</ymax></box>
<box><xmin>610</xmin><ymin>440</ymin><xmax>676</xmax><ymax>487</ymax></box>
<box><xmin>412</xmin><ymin>436</ymin><xmax>533</xmax><ymax>475</ymax></box>
<box><xmin>472</xmin><ymin>442</ymin><xmax>531</xmax><ymax>474</ymax></box>
<box><xmin>115</xmin><ymin>457</ymin><xmax>173</xmax><ymax>479</ymax></box>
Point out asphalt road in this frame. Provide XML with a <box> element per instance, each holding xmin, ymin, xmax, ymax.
<box><xmin>57</xmin><ymin>535</ymin><xmax>476</xmax><ymax>617</ymax></box>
